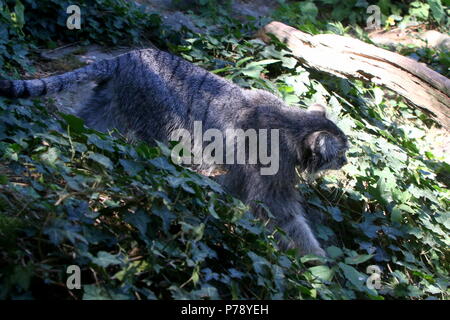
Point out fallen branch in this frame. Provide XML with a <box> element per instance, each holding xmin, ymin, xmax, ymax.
<box><xmin>257</xmin><ymin>21</ymin><xmax>450</xmax><ymax>129</ymax></box>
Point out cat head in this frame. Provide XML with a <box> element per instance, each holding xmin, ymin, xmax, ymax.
<box><xmin>299</xmin><ymin>104</ymin><xmax>349</xmax><ymax>177</ymax></box>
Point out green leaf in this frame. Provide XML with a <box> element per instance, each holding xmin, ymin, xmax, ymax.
<box><xmin>309</xmin><ymin>265</ymin><xmax>334</xmax><ymax>282</ymax></box>
<box><xmin>149</xmin><ymin>157</ymin><xmax>176</xmax><ymax>172</ymax></box>
<box><xmin>326</xmin><ymin>246</ymin><xmax>344</xmax><ymax>259</ymax></box>
<box><xmin>240</xmin><ymin>59</ymin><xmax>279</xmax><ymax>78</ymax></box>
<box><xmin>248</xmin><ymin>59</ymin><xmax>280</xmax><ymax>66</ymax></box>
<box><xmin>329</xmin><ymin>206</ymin><xmax>344</xmax><ymax>222</ymax></box>
<box><xmin>409</xmin><ymin>1</ymin><xmax>430</xmax><ymax>20</ymax></box>
<box><xmin>391</xmin><ymin>205</ymin><xmax>403</xmax><ymax>223</ymax></box>
<box><xmin>247</xmin><ymin>251</ymin><xmax>270</xmax><ymax>275</ymax></box>
<box><xmin>87</xmin><ymin>134</ymin><xmax>115</xmax><ymax>153</ymax></box>
<box><xmin>119</xmin><ymin>159</ymin><xmax>144</xmax><ymax>176</ymax></box>
<box><xmin>91</xmin><ymin>251</ymin><xmax>123</xmax><ymax>268</ymax></box>
<box><xmin>280</xmin><ymin>56</ymin><xmax>297</xmax><ymax>69</ymax></box>
<box><xmin>83</xmin><ymin>285</ymin><xmax>130</xmax><ymax>300</ymax></box>
<box><xmin>298</xmin><ymin>1</ymin><xmax>319</xmax><ymax>20</ymax></box>
<box><xmin>338</xmin><ymin>262</ymin><xmax>367</xmax><ymax>291</ymax></box>
<box><xmin>344</xmin><ymin>254</ymin><xmax>373</xmax><ymax>265</ymax></box>
<box><xmin>235</xmin><ymin>56</ymin><xmax>253</xmax><ymax>67</ymax></box>
<box><xmin>124</xmin><ymin>209</ymin><xmax>151</xmax><ymax>236</ymax></box>
<box><xmin>13</xmin><ymin>1</ymin><xmax>25</xmax><ymax>27</ymax></box>
<box><xmin>40</xmin><ymin>147</ymin><xmax>59</xmax><ymax>164</ymax></box>
<box><xmin>87</xmin><ymin>152</ymin><xmax>113</xmax><ymax>170</ymax></box>
<box><xmin>427</xmin><ymin>0</ymin><xmax>445</xmax><ymax>22</ymax></box>
<box><xmin>11</xmin><ymin>265</ymin><xmax>33</xmax><ymax>290</ymax></box>
<box><xmin>0</xmin><ymin>174</ymin><xmax>8</xmax><ymax>184</ymax></box>
<box><xmin>208</xmin><ymin>200</ymin><xmax>220</xmax><ymax>219</ymax></box>
<box><xmin>240</xmin><ymin>64</ymin><xmax>264</xmax><ymax>78</ymax></box>
<box><xmin>61</xmin><ymin>114</ymin><xmax>86</xmax><ymax>134</ymax></box>
<box><xmin>152</xmin><ymin>205</ymin><xmax>175</xmax><ymax>233</ymax></box>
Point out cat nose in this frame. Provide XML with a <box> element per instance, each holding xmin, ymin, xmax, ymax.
<box><xmin>341</xmin><ymin>157</ymin><xmax>348</xmax><ymax>166</ymax></box>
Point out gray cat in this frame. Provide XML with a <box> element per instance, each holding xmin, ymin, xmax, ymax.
<box><xmin>0</xmin><ymin>48</ymin><xmax>349</xmax><ymax>258</ymax></box>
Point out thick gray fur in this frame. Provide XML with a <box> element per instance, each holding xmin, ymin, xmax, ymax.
<box><xmin>0</xmin><ymin>48</ymin><xmax>349</xmax><ymax>257</ymax></box>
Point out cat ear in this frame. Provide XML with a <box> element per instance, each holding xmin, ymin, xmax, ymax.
<box><xmin>308</xmin><ymin>103</ymin><xmax>327</xmax><ymax>117</ymax></box>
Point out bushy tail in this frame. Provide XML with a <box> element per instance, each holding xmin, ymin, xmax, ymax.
<box><xmin>0</xmin><ymin>57</ymin><xmax>120</xmax><ymax>98</ymax></box>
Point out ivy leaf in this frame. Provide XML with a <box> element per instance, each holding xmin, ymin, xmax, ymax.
<box><xmin>280</xmin><ymin>56</ymin><xmax>297</xmax><ymax>69</ymax></box>
<box><xmin>150</xmin><ymin>157</ymin><xmax>176</xmax><ymax>172</ymax></box>
<box><xmin>391</xmin><ymin>205</ymin><xmax>403</xmax><ymax>223</ymax></box>
<box><xmin>0</xmin><ymin>174</ymin><xmax>8</xmax><ymax>184</ymax></box>
<box><xmin>83</xmin><ymin>285</ymin><xmax>130</xmax><ymax>300</ymax></box>
<box><xmin>40</xmin><ymin>147</ymin><xmax>59</xmax><ymax>165</ymax></box>
<box><xmin>60</xmin><ymin>114</ymin><xmax>86</xmax><ymax>134</ymax></box>
<box><xmin>427</xmin><ymin>0</ymin><xmax>445</xmax><ymax>22</ymax></box>
<box><xmin>241</xmin><ymin>59</ymin><xmax>279</xmax><ymax>78</ymax></box>
<box><xmin>326</xmin><ymin>246</ymin><xmax>344</xmax><ymax>259</ymax></box>
<box><xmin>338</xmin><ymin>262</ymin><xmax>367</xmax><ymax>291</ymax></box>
<box><xmin>124</xmin><ymin>209</ymin><xmax>151</xmax><ymax>236</ymax></box>
<box><xmin>13</xmin><ymin>1</ymin><xmax>25</xmax><ymax>27</ymax></box>
<box><xmin>152</xmin><ymin>205</ymin><xmax>175</xmax><ymax>233</ymax></box>
<box><xmin>87</xmin><ymin>152</ymin><xmax>113</xmax><ymax>170</ymax></box>
<box><xmin>240</xmin><ymin>64</ymin><xmax>264</xmax><ymax>78</ymax></box>
<box><xmin>344</xmin><ymin>254</ymin><xmax>373</xmax><ymax>265</ymax></box>
<box><xmin>329</xmin><ymin>206</ymin><xmax>344</xmax><ymax>222</ymax></box>
<box><xmin>91</xmin><ymin>251</ymin><xmax>123</xmax><ymax>268</ymax></box>
<box><xmin>87</xmin><ymin>134</ymin><xmax>115</xmax><ymax>153</ymax></box>
<box><xmin>248</xmin><ymin>251</ymin><xmax>270</xmax><ymax>275</ymax></box>
<box><xmin>309</xmin><ymin>265</ymin><xmax>334</xmax><ymax>282</ymax></box>
<box><xmin>119</xmin><ymin>159</ymin><xmax>144</xmax><ymax>176</ymax></box>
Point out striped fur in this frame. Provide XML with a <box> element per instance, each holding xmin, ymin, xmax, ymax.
<box><xmin>0</xmin><ymin>48</ymin><xmax>349</xmax><ymax>258</ymax></box>
<box><xmin>0</xmin><ymin>59</ymin><xmax>114</xmax><ymax>98</ymax></box>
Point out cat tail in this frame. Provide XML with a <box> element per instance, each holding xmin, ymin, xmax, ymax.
<box><xmin>0</xmin><ymin>56</ymin><xmax>120</xmax><ymax>98</ymax></box>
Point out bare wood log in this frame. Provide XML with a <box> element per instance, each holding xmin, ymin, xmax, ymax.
<box><xmin>257</xmin><ymin>21</ymin><xmax>450</xmax><ymax>129</ymax></box>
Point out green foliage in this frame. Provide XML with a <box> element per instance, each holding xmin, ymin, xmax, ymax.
<box><xmin>170</xmin><ymin>21</ymin><xmax>449</xmax><ymax>299</ymax></box>
<box><xmin>274</xmin><ymin>0</ymin><xmax>449</xmax><ymax>31</ymax></box>
<box><xmin>0</xmin><ymin>0</ymin><xmax>30</xmax><ymax>76</ymax></box>
<box><xmin>0</xmin><ymin>98</ymin><xmax>323</xmax><ymax>300</ymax></box>
<box><xmin>172</xmin><ymin>0</ymin><xmax>232</xmax><ymax>15</ymax></box>
<box><xmin>399</xmin><ymin>45</ymin><xmax>449</xmax><ymax>77</ymax></box>
<box><xmin>409</xmin><ymin>0</ymin><xmax>448</xmax><ymax>24</ymax></box>
<box><xmin>0</xmin><ymin>1</ymin><xmax>449</xmax><ymax>300</ymax></box>
<box><xmin>427</xmin><ymin>0</ymin><xmax>446</xmax><ymax>23</ymax></box>
<box><xmin>15</xmin><ymin>0</ymin><xmax>162</xmax><ymax>45</ymax></box>
<box><xmin>0</xmin><ymin>0</ymin><xmax>164</xmax><ymax>76</ymax></box>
